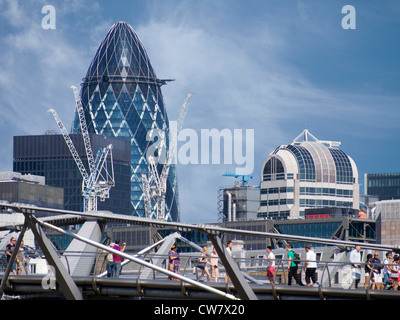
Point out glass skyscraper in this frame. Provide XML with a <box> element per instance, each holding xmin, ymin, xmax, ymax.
<box><xmin>72</xmin><ymin>21</ymin><xmax>179</xmax><ymax>221</ymax></box>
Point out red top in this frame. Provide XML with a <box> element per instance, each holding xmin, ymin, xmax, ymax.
<box><xmin>113</xmin><ymin>244</ymin><xmax>122</xmax><ymax>262</ymax></box>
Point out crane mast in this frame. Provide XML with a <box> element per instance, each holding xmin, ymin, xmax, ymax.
<box><xmin>142</xmin><ymin>93</ymin><xmax>192</xmax><ymax>221</ymax></box>
<box><xmin>48</xmin><ymin>86</ymin><xmax>115</xmax><ymax>212</ymax></box>
<box><xmin>71</xmin><ymin>85</ymin><xmax>95</xmax><ymax>172</ymax></box>
<box><xmin>48</xmin><ymin>108</ymin><xmax>89</xmax><ymax>182</ymax></box>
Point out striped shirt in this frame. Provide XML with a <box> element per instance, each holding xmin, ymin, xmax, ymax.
<box><xmin>113</xmin><ymin>244</ymin><xmax>122</xmax><ymax>262</ymax></box>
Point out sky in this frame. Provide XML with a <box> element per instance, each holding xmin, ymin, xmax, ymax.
<box><xmin>0</xmin><ymin>0</ymin><xmax>399</xmax><ymax>224</ymax></box>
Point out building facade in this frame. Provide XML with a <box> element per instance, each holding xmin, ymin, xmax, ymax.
<box><xmin>258</xmin><ymin>130</ymin><xmax>359</xmax><ymax>219</ymax></box>
<box><xmin>13</xmin><ymin>134</ymin><xmax>131</xmax><ymax>214</ymax></box>
<box><xmin>72</xmin><ymin>21</ymin><xmax>179</xmax><ymax>221</ymax></box>
<box><xmin>364</xmin><ymin>172</ymin><xmax>400</xmax><ymax>200</ymax></box>
<box><xmin>218</xmin><ymin>185</ymin><xmax>260</xmax><ymax>222</ymax></box>
<box><xmin>375</xmin><ymin>199</ymin><xmax>400</xmax><ymax>246</ymax></box>
<box><xmin>0</xmin><ymin>172</ymin><xmax>64</xmax><ymax>217</ymax></box>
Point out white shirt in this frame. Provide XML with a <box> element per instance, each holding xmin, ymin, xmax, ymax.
<box><xmin>305</xmin><ymin>250</ymin><xmax>317</xmax><ymax>269</ymax></box>
<box><xmin>266</xmin><ymin>252</ymin><xmax>275</xmax><ymax>267</ymax></box>
<box><xmin>383</xmin><ymin>258</ymin><xmax>391</xmax><ymax>274</ymax></box>
<box><xmin>349</xmin><ymin>249</ymin><xmax>361</xmax><ymax>266</ymax></box>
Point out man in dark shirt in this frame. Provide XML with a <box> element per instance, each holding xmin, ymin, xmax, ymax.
<box><xmin>5</xmin><ymin>237</ymin><xmax>17</xmax><ymax>275</ymax></box>
<box><xmin>370</xmin><ymin>252</ymin><xmax>383</xmax><ymax>290</ymax></box>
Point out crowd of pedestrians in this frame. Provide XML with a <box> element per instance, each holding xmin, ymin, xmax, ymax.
<box><xmin>349</xmin><ymin>245</ymin><xmax>399</xmax><ymax>290</ymax></box>
<box><xmin>4</xmin><ymin>237</ymin><xmax>29</xmax><ymax>275</ymax></box>
<box><xmin>4</xmin><ymin>235</ymin><xmax>400</xmax><ymax>292</ymax></box>
<box><xmin>105</xmin><ymin>239</ymin><xmax>126</xmax><ymax>278</ymax></box>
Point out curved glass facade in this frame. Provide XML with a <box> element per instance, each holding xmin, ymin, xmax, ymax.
<box><xmin>72</xmin><ymin>22</ymin><xmax>179</xmax><ymax>221</ymax></box>
<box><xmin>329</xmin><ymin>148</ymin><xmax>353</xmax><ymax>184</ymax></box>
<box><xmin>263</xmin><ymin>157</ymin><xmax>285</xmax><ymax>181</ymax></box>
<box><xmin>259</xmin><ymin>130</ymin><xmax>359</xmax><ymax>220</ymax></box>
<box><xmin>285</xmin><ymin>144</ymin><xmax>315</xmax><ymax>181</ymax></box>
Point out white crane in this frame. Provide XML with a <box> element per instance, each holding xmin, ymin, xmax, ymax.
<box><xmin>142</xmin><ymin>93</ymin><xmax>192</xmax><ymax>220</ymax></box>
<box><xmin>48</xmin><ymin>87</ymin><xmax>115</xmax><ymax>212</ymax></box>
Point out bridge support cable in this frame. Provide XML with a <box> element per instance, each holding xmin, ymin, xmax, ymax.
<box><xmin>1</xmin><ymin>202</ymin><xmax>400</xmax><ymax>255</ymax></box>
<box><xmin>97</xmin><ymin>236</ymin><xmax>168</xmax><ymax>278</ymax></box>
<box><xmin>25</xmin><ymin>214</ymin><xmax>83</xmax><ymax>300</ymax></box>
<box><xmin>208</xmin><ymin>233</ymin><xmax>258</xmax><ymax>300</ymax></box>
<box><xmin>32</xmin><ymin>217</ymin><xmax>239</xmax><ymax>300</ymax></box>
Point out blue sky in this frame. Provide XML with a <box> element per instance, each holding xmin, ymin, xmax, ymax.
<box><xmin>0</xmin><ymin>0</ymin><xmax>399</xmax><ymax>223</ymax></box>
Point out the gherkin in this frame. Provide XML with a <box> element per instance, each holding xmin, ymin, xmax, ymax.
<box><xmin>72</xmin><ymin>21</ymin><xmax>179</xmax><ymax>221</ymax></box>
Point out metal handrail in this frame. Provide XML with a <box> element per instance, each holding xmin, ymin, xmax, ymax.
<box><xmin>3</xmin><ymin>248</ymin><xmax>399</xmax><ymax>292</ymax></box>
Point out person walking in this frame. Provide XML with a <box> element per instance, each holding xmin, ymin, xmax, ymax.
<box><xmin>389</xmin><ymin>255</ymin><xmax>399</xmax><ymax>291</ymax></box>
<box><xmin>349</xmin><ymin>245</ymin><xmax>362</xmax><ymax>289</ymax></box>
<box><xmin>265</xmin><ymin>246</ymin><xmax>275</xmax><ymax>285</ymax></box>
<box><xmin>197</xmin><ymin>246</ymin><xmax>211</xmax><ymax>282</ymax></box>
<box><xmin>304</xmin><ymin>245</ymin><xmax>319</xmax><ymax>287</ymax></box>
<box><xmin>286</xmin><ymin>244</ymin><xmax>304</xmax><ymax>286</ymax></box>
<box><xmin>16</xmin><ymin>240</ymin><xmax>28</xmax><ymax>275</ymax></box>
<box><xmin>383</xmin><ymin>251</ymin><xmax>393</xmax><ymax>289</ymax></box>
<box><xmin>225</xmin><ymin>240</ymin><xmax>233</xmax><ymax>283</ymax></box>
<box><xmin>5</xmin><ymin>237</ymin><xmax>17</xmax><ymax>275</ymax></box>
<box><xmin>364</xmin><ymin>253</ymin><xmax>373</xmax><ymax>289</ymax></box>
<box><xmin>370</xmin><ymin>252</ymin><xmax>383</xmax><ymax>290</ymax></box>
<box><xmin>106</xmin><ymin>242</ymin><xmax>115</xmax><ymax>277</ymax></box>
<box><xmin>168</xmin><ymin>244</ymin><xmax>180</xmax><ymax>280</ymax></box>
<box><xmin>112</xmin><ymin>240</ymin><xmax>126</xmax><ymax>278</ymax></box>
<box><xmin>209</xmin><ymin>247</ymin><xmax>219</xmax><ymax>283</ymax></box>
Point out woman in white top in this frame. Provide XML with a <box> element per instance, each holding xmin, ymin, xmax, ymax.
<box><xmin>304</xmin><ymin>245</ymin><xmax>319</xmax><ymax>287</ymax></box>
<box><xmin>209</xmin><ymin>247</ymin><xmax>219</xmax><ymax>283</ymax></box>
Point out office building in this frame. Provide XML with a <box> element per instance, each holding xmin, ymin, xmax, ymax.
<box><xmin>364</xmin><ymin>172</ymin><xmax>400</xmax><ymax>200</ymax></box>
<box><xmin>72</xmin><ymin>21</ymin><xmax>179</xmax><ymax>221</ymax></box>
<box><xmin>13</xmin><ymin>134</ymin><xmax>131</xmax><ymax>214</ymax></box>
<box><xmin>218</xmin><ymin>185</ymin><xmax>260</xmax><ymax>222</ymax></box>
<box><xmin>375</xmin><ymin>199</ymin><xmax>400</xmax><ymax>246</ymax></box>
<box><xmin>0</xmin><ymin>171</ymin><xmax>64</xmax><ymax>217</ymax></box>
<box><xmin>258</xmin><ymin>130</ymin><xmax>359</xmax><ymax>220</ymax></box>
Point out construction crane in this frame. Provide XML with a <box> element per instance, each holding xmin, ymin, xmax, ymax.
<box><xmin>71</xmin><ymin>86</ymin><xmax>95</xmax><ymax>172</ymax></box>
<box><xmin>48</xmin><ymin>87</ymin><xmax>115</xmax><ymax>212</ymax></box>
<box><xmin>223</xmin><ymin>172</ymin><xmax>254</xmax><ymax>186</ymax></box>
<box><xmin>142</xmin><ymin>93</ymin><xmax>192</xmax><ymax>220</ymax></box>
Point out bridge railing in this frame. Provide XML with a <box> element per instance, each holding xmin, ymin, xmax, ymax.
<box><xmin>2</xmin><ymin>249</ymin><xmax>398</xmax><ymax>293</ymax></box>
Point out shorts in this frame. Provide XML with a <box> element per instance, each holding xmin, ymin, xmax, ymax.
<box><xmin>267</xmin><ymin>266</ymin><xmax>275</xmax><ymax>278</ymax></box>
<box><xmin>373</xmin><ymin>272</ymin><xmax>382</xmax><ymax>283</ymax></box>
<box><xmin>17</xmin><ymin>261</ymin><xmax>24</xmax><ymax>272</ymax></box>
<box><xmin>197</xmin><ymin>263</ymin><xmax>206</xmax><ymax>270</ymax></box>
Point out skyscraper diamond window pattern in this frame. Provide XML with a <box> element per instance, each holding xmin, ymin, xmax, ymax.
<box><xmin>72</xmin><ymin>22</ymin><xmax>179</xmax><ymax>221</ymax></box>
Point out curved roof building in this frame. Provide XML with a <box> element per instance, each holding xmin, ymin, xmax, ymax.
<box><xmin>72</xmin><ymin>22</ymin><xmax>179</xmax><ymax>221</ymax></box>
<box><xmin>259</xmin><ymin>130</ymin><xmax>359</xmax><ymax>220</ymax></box>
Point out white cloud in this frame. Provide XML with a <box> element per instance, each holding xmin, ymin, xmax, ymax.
<box><xmin>0</xmin><ymin>1</ymin><xmax>94</xmax><ymax>171</ymax></box>
<box><xmin>134</xmin><ymin>6</ymin><xmax>400</xmax><ymax>223</ymax></box>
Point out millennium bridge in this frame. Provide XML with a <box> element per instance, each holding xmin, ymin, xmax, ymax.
<box><xmin>0</xmin><ymin>202</ymin><xmax>399</xmax><ymax>301</ymax></box>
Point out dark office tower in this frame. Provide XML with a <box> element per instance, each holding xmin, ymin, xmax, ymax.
<box><xmin>72</xmin><ymin>22</ymin><xmax>179</xmax><ymax>221</ymax></box>
<box><xmin>364</xmin><ymin>173</ymin><xmax>400</xmax><ymax>200</ymax></box>
<box><xmin>13</xmin><ymin>134</ymin><xmax>131</xmax><ymax>214</ymax></box>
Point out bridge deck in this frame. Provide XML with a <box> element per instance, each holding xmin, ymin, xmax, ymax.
<box><xmin>2</xmin><ymin>275</ymin><xmax>399</xmax><ymax>300</ymax></box>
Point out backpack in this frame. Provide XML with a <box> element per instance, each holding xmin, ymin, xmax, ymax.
<box><xmin>293</xmin><ymin>251</ymin><xmax>301</xmax><ymax>265</ymax></box>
